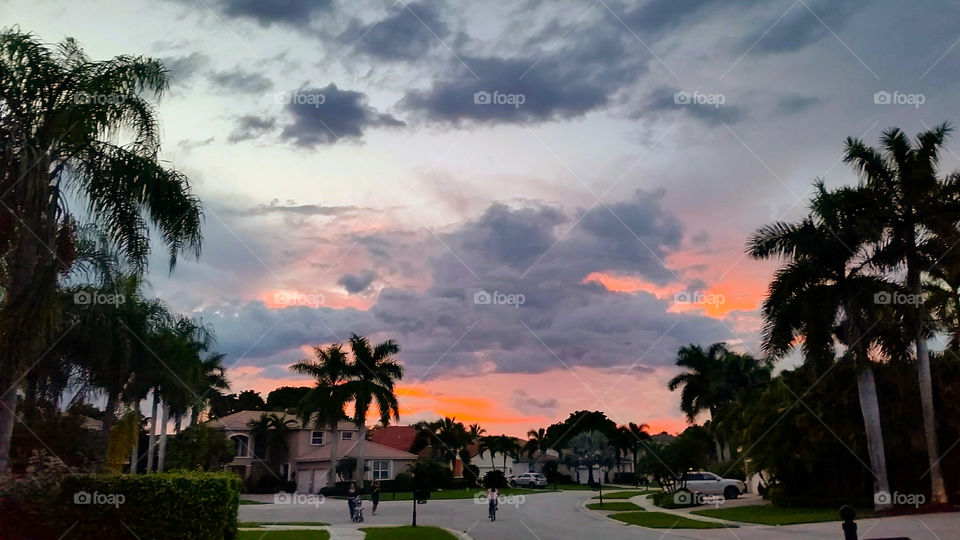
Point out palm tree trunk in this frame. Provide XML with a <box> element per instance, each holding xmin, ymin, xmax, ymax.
<box><xmin>0</xmin><ymin>387</ymin><xmax>17</xmax><ymax>473</ymax></box>
<box><xmin>146</xmin><ymin>390</ymin><xmax>159</xmax><ymax>473</ymax></box>
<box><xmin>102</xmin><ymin>390</ymin><xmax>119</xmax><ymax>435</ymax></box>
<box><xmin>157</xmin><ymin>402</ymin><xmax>169</xmax><ymax>472</ymax></box>
<box><xmin>129</xmin><ymin>430</ymin><xmax>139</xmax><ymax>474</ymax></box>
<box><xmin>856</xmin><ymin>365</ymin><xmax>892</xmax><ymax>511</ymax></box>
<box><xmin>174</xmin><ymin>415</ymin><xmax>182</xmax><ymax>434</ymax></box>
<box><xmin>355</xmin><ymin>423</ymin><xmax>367</xmax><ymax>484</ymax></box>
<box><xmin>190</xmin><ymin>405</ymin><xmax>200</xmax><ymax>427</ymax></box>
<box><xmin>587</xmin><ymin>464</ymin><xmax>595</xmax><ymax>485</ymax></box>
<box><xmin>327</xmin><ymin>424</ymin><xmax>339</xmax><ymax>485</ymax></box>
<box><xmin>915</xmin><ymin>337</ymin><xmax>947</xmax><ymax>503</ymax></box>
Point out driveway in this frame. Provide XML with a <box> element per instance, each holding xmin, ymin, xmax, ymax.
<box><xmin>240</xmin><ymin>490</ymin><xmax>959</xmax><ymax>540</ymax></box>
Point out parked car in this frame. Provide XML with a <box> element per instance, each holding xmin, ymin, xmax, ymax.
<box><xmin>508</xmin><ymin>472</ymin><xmax>547</xmax><ymax>488</ymax></box>
<box><xmin>679</xmin><ymin>471</ymin><xmax>746</xmax><ymax>499</ymax></box>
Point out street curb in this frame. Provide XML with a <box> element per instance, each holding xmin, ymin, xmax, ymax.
<box><xmin>575</xmin><ymin>496</ymin><xmax>630</xmax><ymax>526</ymax></box>
<box><xmin>447</xmin><ymin>526</ymin><xmax>475</xmax><ymax>540</ymax></box>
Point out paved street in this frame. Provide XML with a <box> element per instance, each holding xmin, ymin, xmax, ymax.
<box><xmin>240</xmin><ymin>490</ymin><xmax>960</xmax><ymax>539</ymax></box>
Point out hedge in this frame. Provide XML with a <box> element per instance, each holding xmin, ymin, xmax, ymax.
<box><xmin>57</xmin><ymin>471</ymin><xmax>239</xmax><ymax>539</ymax></box>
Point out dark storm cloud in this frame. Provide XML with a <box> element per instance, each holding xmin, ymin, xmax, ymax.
<box><xmin>214</xmin><ymin>0</ymin><xmax>333</xmax><ymax>28</ymax></box>
<box><xmin>338</xmin><ymin>270</ymin><xmax>377</xmax><ymax>293</ymax></box>
<box><xmin>195</xmin><ymin>189</ymin><xmax>732</xmax><ymax>378</ymax></box>
<box><xmin>642</xmin><ymin>86</ymin><xmax>747</xmax><ymax>126</ymax></box>
<box><xmin>340</xmin><ymin>1</ymin><xmax>445</xmax><ymax>61</ymax></box>
<box><xmin>279</xmin><ymin>84</ymin><xmax>404</xmax><ymax>146</ymax></box>
<box><xmin>228</xmin><ymin>115</ymin><xmax>276</xmax><ymax>143</ymax></box>
<box><xmin>160</xmin><ymin>52</ymin><xmax>209</xmax><ymax>83</ymax></box>
<box><xmin>400</xmin><ymin>29</ymin><xmax>645</xmax><ymax>124</ymax></box>
<box><xmin>209</xmin><ymin>67</ymin><xmax>274</xmax><ymax>94</ymax></box>
<box><xmin>740</xmin><ymin>0</ymin><xmax>860</xmax><ymax>54</ymax></box>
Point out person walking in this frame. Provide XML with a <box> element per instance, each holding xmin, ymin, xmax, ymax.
<box><xmin>486</xmin><ymin>486</ymin><xmax>499</xmax><ymax>521</ymax></box>
<box><xmin>347</xmin><ymin>483</ymin><xmax>358</xmax><ymax>521</ymax></box>
<box><xmin>371</xmin><ymin>481</ymin><xmax>381</xmax><ymax>515</ymax></box>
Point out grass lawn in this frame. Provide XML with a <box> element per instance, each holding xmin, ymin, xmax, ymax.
<box><xmin>593</xmin><ymin>489</ymin><xmax>657</xmax><ymax>500</ymax></box>
<box><xmin>692</xmin><ymin>505</ymin><xmax>874</xmax><ymax>525</ymax></box>
<box><xmin>361</xmin><ymin>526</ymin><xmax>457</xmax><ymax>540</ymax></box>
<box><xmin>237</xmin><ymin>531</ymin><xmax>330</xmax><ymax>540</ymax></box>
<box><xmin>609</xmin><ymin>511</ymin><xmax>733</xmax><ymax>529</ymax></box>
<box><xmin>240</xmin><ymin>522</ymin><xmax>328</xmax><ymax>528</ymax></box>
<box><xmin>586</xmin><ymin>501</ymin><xmax>642</xmax><ymax>511</ymax></box>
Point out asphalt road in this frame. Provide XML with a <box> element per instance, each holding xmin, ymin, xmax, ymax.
<box><xmin>240</xmin><ymin>490</ymin><xmax>960</xmax><ymax>540</ymax></box>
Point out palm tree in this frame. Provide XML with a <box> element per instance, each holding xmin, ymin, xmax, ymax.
<box><xmin>413</xmin><ymin>417</ymin><xmax>472</xmax><ymax>472</ymax></box>
<box><xmin>625</xmin><ymin>423</ymin><xmax>651</xmax><ymax>481</ymax></box>
<box><xmin>0</xmin><ymin>29</ymin><xmax>203</xmax><ymax>473</ymax></box>
<box><xmin>291</xmin><ymin>344</ymin><xmax>352</xmax><ymax>485</ymax></box>
<box><xmin>344</xmin><ymin>334</ymin><xmax>403</xmax><ymax>483</ymax></box>
<box><xmin>524</xmin><ymin>428</ymin><xmax>550</xmax><ymax>459</ymax></box>
<box><xmin>748</xmin><ymin>183</ymin><xmax>901</xmax><ymax>510</ymax></box>
<box><xmin>248</xmin><ymin>412</ymin><xmax>297</xmax><ymax>469</ymax></box>
<box><xmin>189</xmin><ymin>353</ymin><xmax>230</xmax><ymax>426</ymax></box>
<box><xmin>843</xmin><ymin>124</ymin><xmax>958</xmax><ymax>503</ymax></box>
<box><xmin>567</xmin><ymin>431</ymin><xmax>613</xmax><ymax>485</ymax></box>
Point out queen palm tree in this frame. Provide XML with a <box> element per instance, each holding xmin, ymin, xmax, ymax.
<box><xmin>344</xmin><ymin>334</ymin><xmax>403</xmax><ymax>483</ymax></box>
<box><xmin>0</xmin><ymin>30</ymin><xmax>203</xmax><ymax>472</ymax></box>
<box><xmin>748</xmin><ymin>183</ymin><xmax>903</xmax><ymax>510</ymax></box>
<box><xmin>625</xmin><ymin>422</ymin><xmax>651</xmax><ymax>481</ymax></box>
<box><xmin>291</xmin><ymin>344</ymin><xmax>352</xmax><ymax>485</ymax></box>
<box><xmin>189</xmin><ymin>353</ymin><xmax>229</xmax><ymax>426</ymax></box>
<box><xmin>524</xmin><ymin>427</ymin><xmax>550</xmax><ymax>459</ymax></box>
<box><xmin>567</xmin><ymin>431</ymin><xmax>613</xmax><ymax>485</ymax></box>
<box><xmin>844</xmin><ymin>124</ymin><xmax>960</xmax><ymax>503</ymax></box>
<box><xmin>248</xmin><ymin>412</ymin><xmax>297</xmax><ymax>470</ymax></box>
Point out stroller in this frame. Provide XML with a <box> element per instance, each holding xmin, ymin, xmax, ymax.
<box><xmin>351</xmin><ymin>497</ymin><xmax>364</xmax><ymax>523</ymax></box>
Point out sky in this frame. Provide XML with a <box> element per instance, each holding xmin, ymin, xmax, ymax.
<box><xmin>7</xmin><ymin>0</ymin><xmax>960</xmax><ymax>436</ymax></box>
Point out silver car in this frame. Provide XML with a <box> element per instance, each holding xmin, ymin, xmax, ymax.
<box><xmin>509</xmin><ymin>472</ymin><xmax>548</xmax><ymax>488</ymax></box>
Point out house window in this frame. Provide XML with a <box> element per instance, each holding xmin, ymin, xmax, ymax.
<box><xmin>231</xmin><ymin>435</ymin><xmax>250</xmax><ymax>457</ymax></box>
<box><xmin>371</xmin><ymin>460</ymin><xmax>390</xmax><ymax>480</ymax></box>
<box><xmin>280</xmin><ymin>463</ymin><xmax>290</xmax><ymax>480</ymax></box>
<box><xmin>341</xmin><ymin>432</ymin><xmax>354</xmax><ymax>441</ymax></box>
<box><xmin>311</xmin><ymin>431</ymin><xmax>324</xmax><ymax>445</ymax></box>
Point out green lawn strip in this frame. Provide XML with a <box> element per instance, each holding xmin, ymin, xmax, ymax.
<box><xmin>691</xmin><ymin>505</ymin><xmax>875</xmax><ymax>526</ymax></box>
<box><xmin>239</xmin><ymin>522</ymin><xmax>328</xmax><ymax>528</ymax></box>
<box><xmin>239</xmin><ymin>499</ymin><xmax>267</xmax><ymax>505</ymax></box>
<box><xmin>593</xmin><ymin>489</ymin><xmax>657</xmax><ymax>500</ymax></box>
<box><xmin>586</xmin><ymin>501</ymin><xmax>642</xmax><ymax>511</ymax></box>
<box><xmin>361</xmin><ymin>526</ymin><xmax>457</xmax><ymax>540</ymax></box>
<box><xmin>237</xmin><ymin>531</ymin><xmax>330</xmax><ymax>540</ymax></box>
<box><xmin>609</xmin><ymin>511</ymin><xmax>733</xmax><ymax>529</ymax></box>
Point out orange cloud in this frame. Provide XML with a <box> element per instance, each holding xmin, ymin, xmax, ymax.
<box><xmin>261</xmin><ymin>289</ymin><xmax>372</xmax><ymax>310</ymax></box>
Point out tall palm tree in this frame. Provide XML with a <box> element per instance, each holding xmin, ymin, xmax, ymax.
<box><xmin>344</xmin><ymin>334</ymin><xmax>403</xmax><ymax>483</ymax></box>
<box><xmin>291</xmin><ymin>344</ymin><xmax>352</xmax><ymax>485</ymax></box>
<box><xmin>0</xmin><ymin>30</ymin><xmax>203</xmax><ymax>472</ymax></box>
<box><xmin>189</xmin><ymin>353</ymin><xmax>230</xmax><ymax>426</ymax></box>
<box><xmin>748</xmin><ymin>183</ymin><xmax>902</xmax><ymax>510</ymax></box>
<box><xmin>625</xmin><ymin>422</ymin><xmax>651</xmax><ymax>480</ymax></box>
<box><xmin>844</xmin><ymin>125</ymin><xmax>959</xmax><ymax>503</ymax></box>
<box><xmin>567</xmin><ymin>431</ymin><xmax>613</xmax><ymax>485</ymax></box>
<box><xmin>524</xmin><ymin>427</ymin><xmax>550</xmax><ymax>459</ymax></box>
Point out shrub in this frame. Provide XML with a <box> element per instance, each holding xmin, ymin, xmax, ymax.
<box><xmin>483</xmin><ymin>470</ymin><xmax>507</xmax><ymax>489</ymax></box>
<box><xmin>166</xmin><ymin>424</ymin><xmax>233</xmax><ymax>471</ymax></box>
<box><xmin>391</xmin><ymin>472</ymin><xmax>413</xmax><ymax>492</ymax></box>
<box><xmin>0</xmin><ymin>456</ymin><xmax>69</xmax><ymax>539</ymax></box>
<box><xmin>57</xmin><ymin>471</ymin><xmax>239</xmax><ymax>539</ymax></box>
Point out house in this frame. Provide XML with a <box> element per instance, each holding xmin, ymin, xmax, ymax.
<box><xmin>208</xmin><ymin>411</ymin><xmax>417</xmax><ymax>492</ymax></box>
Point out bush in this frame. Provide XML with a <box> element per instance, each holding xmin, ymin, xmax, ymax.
<box><xmin>166</xmin><ymin>424</ymin><xmax>233</xmax><ymax>472</ymax></box>
<box><xmin>57</xmin><ymin>471</ymin><xmax>239</xmax><ymax>539</ymax></box>
<box><xmin>0</xmin><ymin>458</ymin><xmax>69</xmax><ymax>539</ymax></box>
<box><xmin>390</xmin><ymin>472</ymin><xmax>413</xmax><ymax>492</ymax></box>
<box><xmin>766</xmin><ymin>486</ymin><xmax>871</xmax><ymax>509</ymax></box>
<box><xmin>613</xmin><ymin>472</ymin><xmax>637</xmax><ymax>484</ymax></box>
<box><xmin>244</xmin><ymin>473</ymin><xmax>288</xmax><ymax>494</ymax></box>
<box><xmin>483</xmin><ymin>470</ymin><xmax>507</xmax><ymax>489</ymax></box>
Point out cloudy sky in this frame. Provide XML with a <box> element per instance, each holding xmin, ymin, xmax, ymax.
<box><xmin>8</xmin><ymin>0</ymin><xmax>960</xmax><ymax>435</ymax></box>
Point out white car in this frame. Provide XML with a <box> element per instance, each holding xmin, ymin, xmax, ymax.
<box><xmin>680</xmin><ymin>471</ymin><xmax>745</xmax><ymax>499</ymax></box>
<box><xmin>508</xmin><ymin>472</ymin><xmax>547</xmax><ymax>488</ymax></box>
